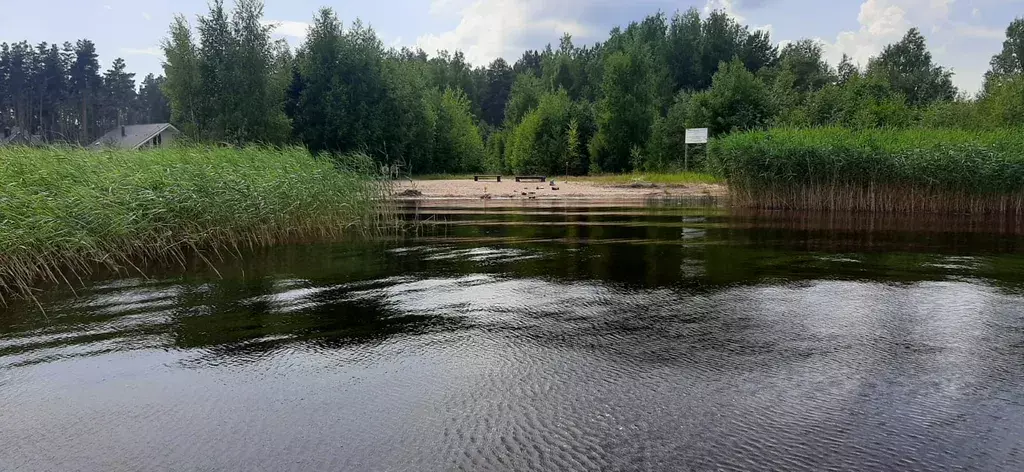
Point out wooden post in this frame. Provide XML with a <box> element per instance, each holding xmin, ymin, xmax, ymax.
<box><xmin>684</xmin><ymin>144</ymin><xmax>689</xmax><ymax>172</ymax></box>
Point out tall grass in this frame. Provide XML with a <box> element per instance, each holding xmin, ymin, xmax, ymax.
<box><xmin>571</xmin><ymin>172</ymin><xmax>723</xmax><ymax>185</ymax></box>
<box><xmin>0</xmin><ymin>146</ymin><xmax>389</xmax><ymax>302</ymax></box>
<box><xmin>710</xmin><ymin>128</ymin><xmax>1024</xmax><ymax>213</ymax></box>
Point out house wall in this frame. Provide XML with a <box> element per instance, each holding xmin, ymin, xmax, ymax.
<box><xmin>139</xmin><ymin>129</ymin><xmax>178</xmax><ymax>149</ymax></box>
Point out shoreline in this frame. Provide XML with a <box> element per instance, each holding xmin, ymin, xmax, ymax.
<box><xmin>393</xmin><ymin>179</ymin><xmax>728</xmax><ymax>201</ymax></box>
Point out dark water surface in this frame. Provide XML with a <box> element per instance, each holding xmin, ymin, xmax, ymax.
<box><xmin>4</xmin><ymin>200</ymin><xmax>1024</xmax><ymax>471</ymax></box>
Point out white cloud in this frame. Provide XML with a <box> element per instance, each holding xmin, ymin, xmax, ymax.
<box><xmin>817</xmin><ymin>0</ymin><xmax>959</xmax><ymax>67</ymax></box>
<box><xmin>262</xmin><ymin>20</ymin><xmax>310</xmax><ymax>40</ymax></box>
<box><xmin>953</xmin><ymin>23</ymin><xmax>1004</xmax><ymax>39</ymax></box>
<box><xmin>704</xmin><ymin>0</ymin><xmax>746</xmax><ymax>24</ymax></box>
<box><xmin>414</xmin><ymin>0</ymin><xmax>591</xmax><ymax>66</ymax></box>
<box><xmin>103</xmin><ymin>4</ymin><xmax>112</xmax><ymax>10</ymax></box>
<box><xmin>705</xmin><ymin>0</ymin><xmax>776</xmax><ymax>44</ymax></box>
<box><xmin>142</xmin><ymin>12</ymin><xmax>152</xmax><ymax>21</ymax></box>
<box><xmin>121</xmin><ymin>47</ymin><xmax>162</xmax><ymax>57</ymax></box>
<box><xmin>814</xmin><ymin>0</ymin><xmax>999</xmax><ymax>94</ymax></box>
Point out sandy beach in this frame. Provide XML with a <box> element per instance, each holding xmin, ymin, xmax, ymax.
<box><xmin>394</xmin><ymin>178</ymin><xmax>727</xmax><ymax>201</ymax></box>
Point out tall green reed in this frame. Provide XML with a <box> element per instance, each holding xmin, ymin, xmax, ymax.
<box><xmin>0</xmin><ymin>146</ymin><xmax>390</xmax><ymax>303</ymax></box>
<box><xmin>710</xmin><ymin>127</ymin><xmax>1024</xmax><ymax>213</ymax></box>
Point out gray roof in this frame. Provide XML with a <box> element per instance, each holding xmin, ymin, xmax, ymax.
<box><xmin>1</xmin><ymin>126</ymin><xmax>25</xmax><ymax>145</ymax></box>
<box><xmin>91</xmin><ymin>123</ymin><xmax>179</xmax><ymax>150</ymax></box>
<box><xmin>1</xmin><ymin>127</ymin><xmax>44</xmax><ymax>146</ymax></box>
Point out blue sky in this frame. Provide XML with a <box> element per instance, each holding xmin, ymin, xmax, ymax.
<box><xmin>1</xmin><ymin>0</ymin><xmax>1020</xmax><ymax>94</ymax></box>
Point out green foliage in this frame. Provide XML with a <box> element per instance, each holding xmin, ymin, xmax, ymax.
<box><xmin>918</xmin><ymin>100</ymin><xmax>984</xmax><ymax>129</ymax></box>
<box><xmin>484</xmin><ymin>129</ymin><xmax>507</xmax><ymax>172</ymax></box>
<box><xmin>432</xmin><ymin>88</ymin><xmax>485</xmax><ymax>173</ymax></box>
<box><xmin>981</xmin><ymin>75</ymin><xmax>1024</xmax><ymax>127</ymax></box>
<box><xmin>867</xmin><ymin>28</ymin><xmax>956</xmax><ymax>107</ymax></box>
<box><xmin>776</xmin><ymin>39</ymin><xmax>834</xmax><ymax>94</ymax></box>
<box><xmin>984</xmin><ymin>18</ymin><xmax>1024</xmax><ymax>90</ymax></box>
<box><xmin>591</xmin><ymin>49</ymin><xmax>658</xmax><ymax>172</ymax></box>
<box><xmin>482</xmin><ymin>58</ymin><xmax>515</xmax><ymax>126</ymax></box>
<box><xmin>0</xmin><ymin>146</ymin><xmax>386</xmax><ymax>297</ymax></box>
<box><xmin>162</xmin><ymin>0</ymin><xmax>290</xmax><ymax>144</ymax></box>
<box><xmin>163</xmin><ymin>16</ymin><xmax>203</xmax><ymax>138</ymax></box>
<box><xmin>508</xmin><ymin>90</ymin><xmax>573</xmax><ymax>174</ymax></box>
<box><xmin>503</xmin><ymin>73</ymin><xmax>545</xmax><ymax>126</ymax></box>
<box><xmin>647</xmin><ymin>91</ymin><xmax>692</xmax><ymax>170</ymax></box>
<box><xmin>685</xmin><ymin>59</ymin><xmax>775</xmax><ymax>136</ymax></box>
<box><xmin>803</xmin><ymin>73</ymin><xmax>912</xmax><ymax>128</ymax></box>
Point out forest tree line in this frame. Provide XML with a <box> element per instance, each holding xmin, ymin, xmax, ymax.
<box><xmin>0</xmin><ymin>40</ymin><xmax>170</xmax><ymax>143</ymax></box>
<box><xmin>5</xmin><ymin>0</ymin><xmax>1024</xmax><ymax>176</ymax></box>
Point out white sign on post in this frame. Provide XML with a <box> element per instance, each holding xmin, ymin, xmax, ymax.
<box><xmin>684</xmin><ymin>128</ymin><xmax>709</xmax><ymax>144</ymax></box>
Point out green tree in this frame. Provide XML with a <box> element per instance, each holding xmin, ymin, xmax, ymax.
<box><xmin>432</xmin><ymin>87</ymin><xmax>484</xmax><ymax>172</ymax></box>
<box><xmin>138</xmin><ymin>74</ymin><xmax>171</xmax><ymax>123</ymax></box>
<box><xmin>162</xmin><ymin>15</ymin><xmax>203</xmax><ymax>137</ymax></box>
<box><xmin>196</xmin><ymin>0</ymin><xmax>234</xmax><ymax>139</ymax></box>
<box><xmin>507</xmin><ymin>89</ymin><xmax>572</xmax><ymax>174</ymax></box>
<box><xmin>741</xmin><ymin>29</ymin><xmax>778</xmax><ymax>74</ymax></box>
<box><xmin>591</xmin><ymin>48</ymin><xmax>658</xmax><ymax>172</ymax></box>
<box><xmin>69</xmin><ymin>39</ymin><xmax>102</xmax><ymax>142</ymax></box>
<box><xmin>101</xmin><ymin>58</ymin><xmax>137</xmax><ymax>131</ymax></box>
<box><xmin>981</xmin><ymin>75</ymin><xmax>1024</xmax><ymax>127</ymax></box>
<box><xmin>666</xmin><ymin>8</ymin><xmax>703</xmax><ymax>92</ymax></box>
<box><xmin>647</xmin><ymin>91</ymin><xmax>692</xmax><ymax>170</ymax></box>
<box><xmin>777</xmin><ymin>39</ymin><xmax>834</xmax><ymax>93</ymax></box>
<box><xmin>504</xmin><ymin>73</ymin><xmax>545</xmax><ymax>125</ymax></box>
<box><xmin>867</xmin><ymin>28</ymin><xmax>956</xmax><ymax>106</ymax></box>
<box><xmin>983</xmin><ymin>18</ymin><xmax>1024</xmax><ymax>91</ymax></box>
<box><xmin>686</xmin><ymin>58</ymin><xmax>775</xmax><ymax>136</ymax></box>
<box><xmin>484</xmin><ymin>129</ymin><xmax>507</xmax><ymax>172</ymax></box>
<box><xmin>698</xmin><ymin>10</ymin><xmax>746</xmax><ymax>89</ymax></box>
<box><xmin>482</xmin><ymin>58</ymin><xmax>514</xmax><ymax>126</ymax></box>
<box><xmin>837</xmin><ymin>53</ymin><xmax>859</xmax><ymax>85</ymax></box>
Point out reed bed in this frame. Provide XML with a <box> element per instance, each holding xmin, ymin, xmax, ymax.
<box><xmin>0</xmin><ymin>146</ymin><xmax>390</xmax><ymax>303</ymax></box>
<box><xmin>710</xmin><ymin>127</ymin><xmax>1024</xmax><ymax>213</ymax></box>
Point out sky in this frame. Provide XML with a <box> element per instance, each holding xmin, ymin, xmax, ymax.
<box><xmin>0</xmin><ymin>0</ymin><xmax>1020</xmax><ymax>94</ymax></box>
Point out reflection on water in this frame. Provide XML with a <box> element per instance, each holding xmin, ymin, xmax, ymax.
<box><xmin>4</xmin><ymin>202</ymin><xmax>1024</xmax><ymax>471</ymax></box>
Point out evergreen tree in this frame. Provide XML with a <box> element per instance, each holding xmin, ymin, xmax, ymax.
<box><xmin>69</xmin><ymin>40</ymin><xmax>102</xmax><ymax>142</ymax></box>
<box><xmin>101</xmin><ymin>58</ymin><xmax>137</xmax><ymax>131</ymax></box>
<box><xmin>482</xmin><ymin>58</ymin><xmax>514</xmax><ymax>126</ymax></box>
<box><xmin>139</xmin><ymin>74</ymin><xmax>171</xmax><ymax>123</ymax></box>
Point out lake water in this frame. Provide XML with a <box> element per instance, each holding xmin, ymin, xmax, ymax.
<box><xmin>4</xmin><ymin>200</ymin><xmax>1024</xmax><ymax>471</ymax></box>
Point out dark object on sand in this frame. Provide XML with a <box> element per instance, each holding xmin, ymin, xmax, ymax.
<box><xmin>516</xmin><ymin>175</ymin><xmax>546</xmax><ymax>182</ymax></box>
<box><xmin>475</xmin><ymin>175</ymin><xmax>501</xmax><ymax>182</ymax></box>
<box><xmin>396</xmin><ymin>189</ymin><xmax>423</xmax><ymax>197</ymax></box>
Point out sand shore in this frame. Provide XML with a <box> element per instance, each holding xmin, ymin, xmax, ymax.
<box><xmin>394</xmin><ymin>178</ymin><xmax>726</xmax><ymax>201</ymax></box>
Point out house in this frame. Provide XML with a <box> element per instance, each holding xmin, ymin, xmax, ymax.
<box><xmin>91</xmin><ymin>123</ymin><xmax>180</xmax><ymax>150</ymax></box>
<box><xmin>1</xmin><ymin>126</ymin><xmax>42</xmax><ymax>146</ymax></box>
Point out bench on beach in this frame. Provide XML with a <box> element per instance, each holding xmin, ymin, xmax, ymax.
<box><xmin>474</xmin><ymin>175</ymin><xmax>502</xmax><ymax>182</ymax></box>
<box><xmin>515</xmin><ymin>175</ymin><xmax>546</xmax><ymax>182</ymax></box>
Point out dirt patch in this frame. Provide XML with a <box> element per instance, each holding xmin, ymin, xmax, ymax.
<box><xmin>395</xmin><ymin>188</ymin><xmax>423</xmax><ymax>197</ymax></box>
<box><xmin>620</xmin><ymin>182</ymin><xmax>659</xmax><ymax>189</ymax></box>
